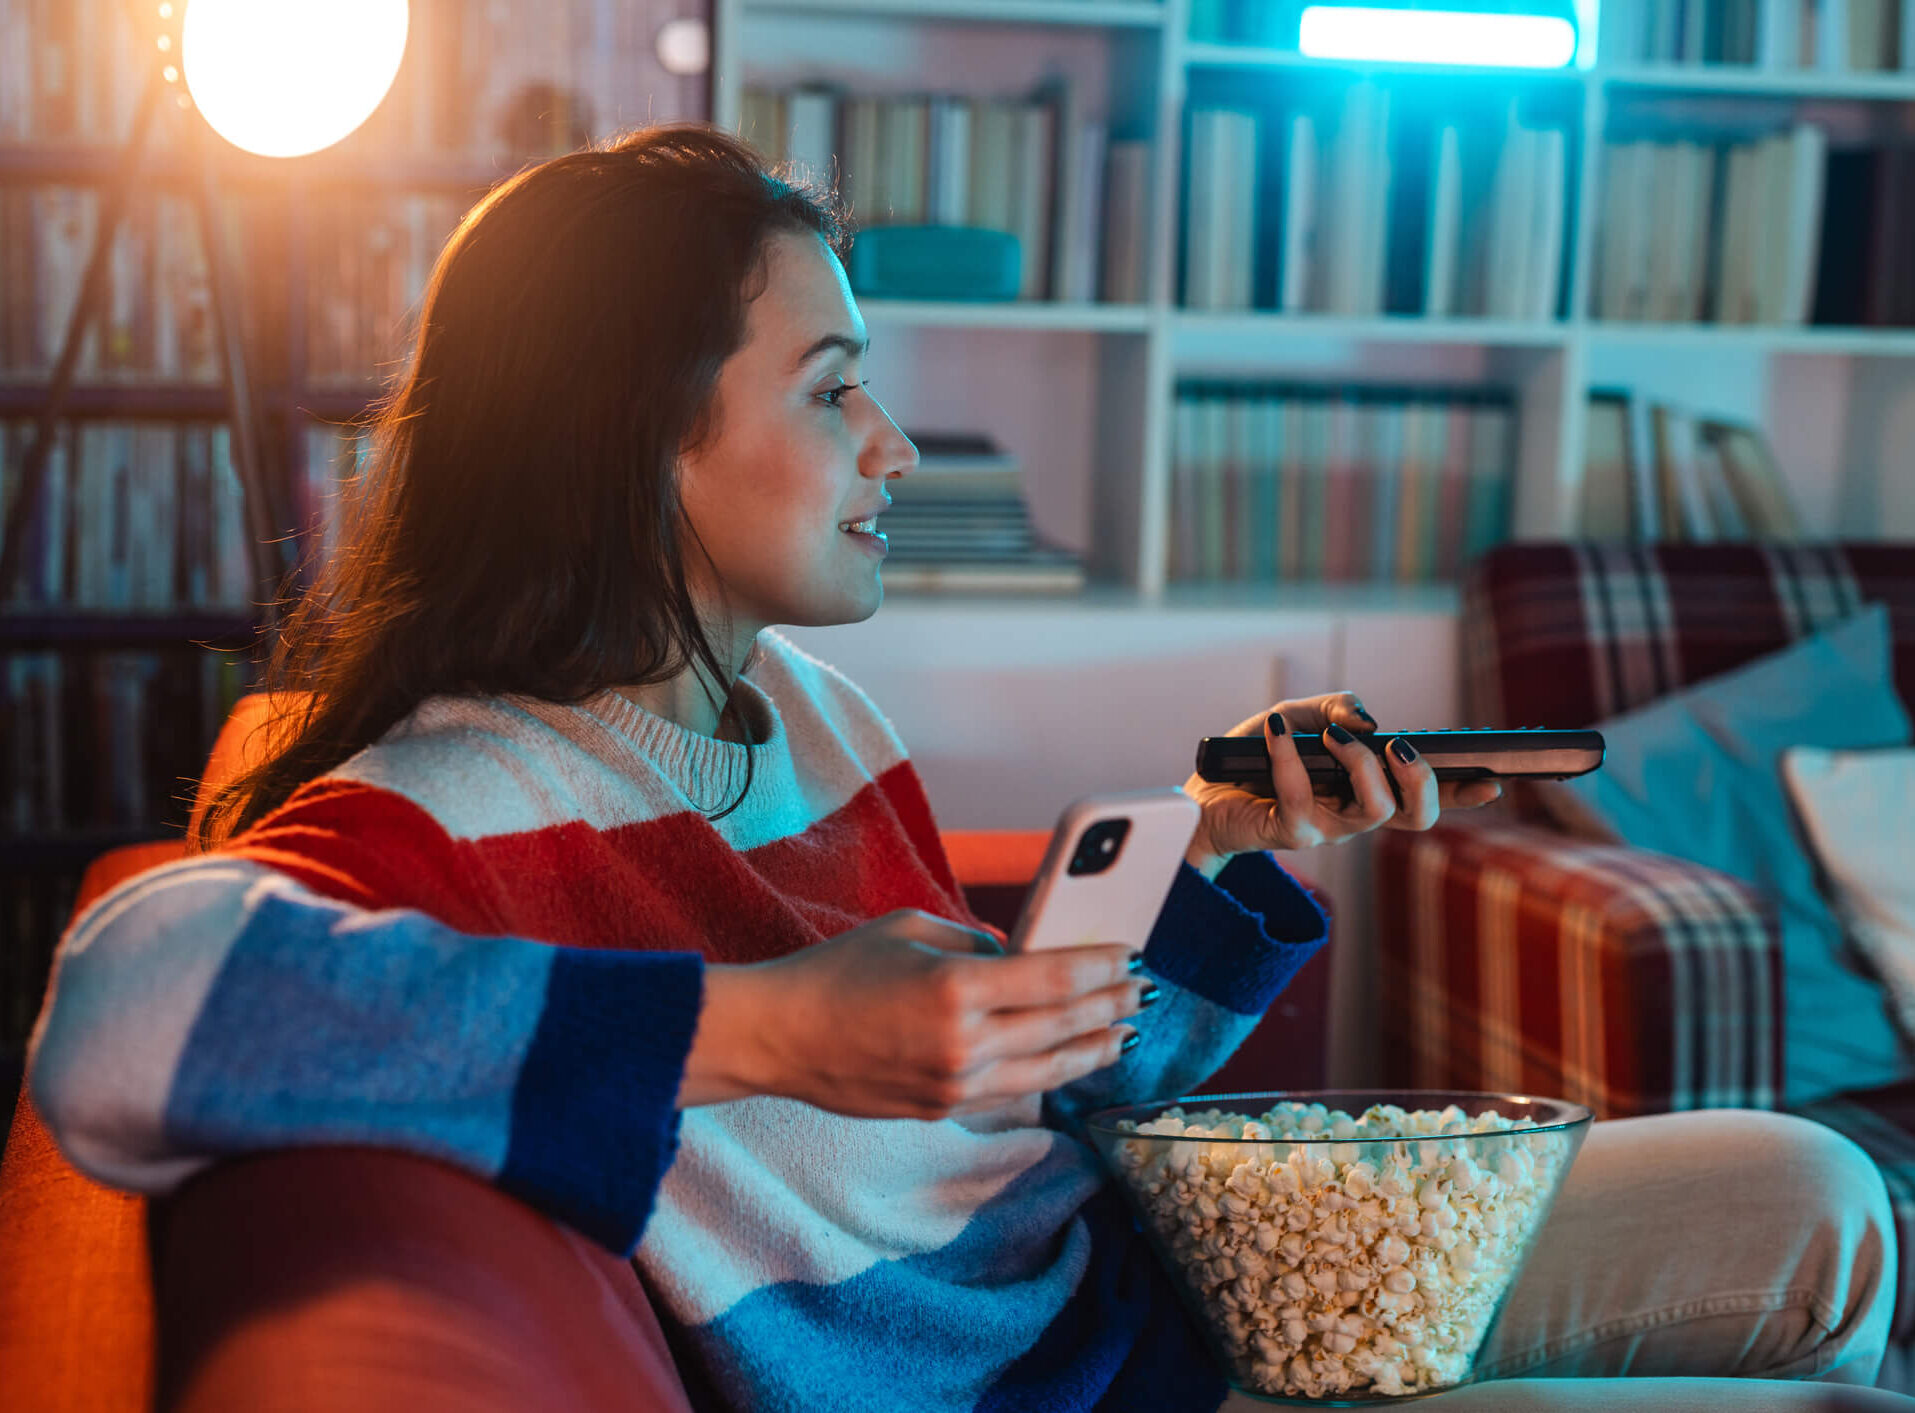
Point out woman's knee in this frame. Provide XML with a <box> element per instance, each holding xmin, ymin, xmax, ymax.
<box><xmin>1735</xmin><ymin>1111</ymin><xmax>1896</xmax><ymax>1379</ymax></box>
<box><xmin>1749</xmin><ymin>1113</ymin><xmax>1892</xmax><ymax>1239</ymax></box>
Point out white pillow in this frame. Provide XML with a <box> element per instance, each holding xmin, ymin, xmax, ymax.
<box><xmin>1782</xmin><ymin>746</ymin><xmax>1915</xmax><ymax>1055</ymax></box>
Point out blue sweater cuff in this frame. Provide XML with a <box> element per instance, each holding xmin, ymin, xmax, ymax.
<box><xmin>1141</xmin><ymin>853</ymin><xmax>1329</xmax><ymax>1016</ymax></box>
<box><xmin>500</xmin><ymin>949</ymin><xmax>704</xmax><ymax>1255</ymax></box>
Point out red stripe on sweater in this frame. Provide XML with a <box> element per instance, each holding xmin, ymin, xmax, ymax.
<box><xmin>224</xmin><ymin>762</ymin><xmax>986</xmax><ymax>962</ymax></box>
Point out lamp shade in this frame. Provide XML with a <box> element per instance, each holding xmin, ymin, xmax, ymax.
<box><xmin>183</xmin><ymin>0</ymin><xmax>409</xmax><ymax>158</ymax></box>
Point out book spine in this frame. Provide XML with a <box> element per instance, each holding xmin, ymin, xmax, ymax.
<box><xmin>1370</xmin><ymin>396</ymin><xmax>1405</xmax><ymax>579</ymax></box>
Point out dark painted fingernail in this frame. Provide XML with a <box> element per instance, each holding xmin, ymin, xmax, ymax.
<box><xmin>1326</xmin><ymin>722</ymin><xmax>1357</xmax><ymax>746</ymax></box>
<box><xmin>1390</xmin><ymin>737</ymin><xmax>1419</xmax><ymax>765</ymax></box>
<box><xmin>1127</xmin><ymin>952</ymin><xmax>1146</xmax><ymax>974</ymax></box>
<box><xmin>1267</xmin><ymin>711</ymin><xmax>1287</xmax><ymax>737</ymax></box>
<box><xmin>1120</xmin><ymin>1030</ymin><xmax>1143</xmax><ymax>1053</ymax></box>
<box><xmin>1353</xmin><ymin>702</ymin><xmax>1378</xmax><ymax>728</ymax></box>
<box><xmin>1138</xmin><ymin>984</ymin><xmax>1162</xmax><ymax>1009</ymax></box>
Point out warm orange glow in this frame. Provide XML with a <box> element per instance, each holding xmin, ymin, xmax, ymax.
<box><xmin>182</xmin><ymin>0</ymin><xmax>408</xmax><ymax>159</ymax></box>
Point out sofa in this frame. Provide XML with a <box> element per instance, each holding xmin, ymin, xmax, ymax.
<box><xmin>0</xmin><ymin>693</ymin><xmax>1331</xmax><ymax>1411</ymax></box>
<box><xmin>1371</xmin><ymin>541</ymin><xmax>1915</xmax><ymax>1356</ymax></box>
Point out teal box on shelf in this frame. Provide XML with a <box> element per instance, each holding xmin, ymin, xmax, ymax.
<box><xmin>846</xmin><ymin>226</ymin><xmax>1022</xmax><ymax>301</ymax></box>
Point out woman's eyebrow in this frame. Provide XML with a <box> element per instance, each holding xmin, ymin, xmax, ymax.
<box><xmin>791</xmin><ymin>332</ymin><xmax>870</xmax><ymax>373</ymax></box>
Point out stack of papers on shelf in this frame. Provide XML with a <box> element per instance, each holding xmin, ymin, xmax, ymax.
<box><xmin>883</xmin><ymin>433</ymin><xmax>1085</xmax><ymax>593</ymax></box>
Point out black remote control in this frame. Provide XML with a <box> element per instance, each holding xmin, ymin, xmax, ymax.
<box><xmin>1194</xmin><ymin>728</ymin><xmax>1605</xmax><ymax>802</ymax></box>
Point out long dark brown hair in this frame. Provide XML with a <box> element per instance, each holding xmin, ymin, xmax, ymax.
<box><xmin>193</xmin><ymin>124</ymin><xmax>852</xmax><ymax>848</ymax></box>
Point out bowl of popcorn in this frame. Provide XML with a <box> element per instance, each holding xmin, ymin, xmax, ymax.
<box><xmin>1085</xmin><ymin>1089</ymin><xmax>1592</xmax><ymax>1405</ymax></box>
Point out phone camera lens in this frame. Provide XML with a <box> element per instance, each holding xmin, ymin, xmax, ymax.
<box><xmin>1068</xmin><ymin>819</ymin><xmax>1131</xmax><ymax>876</ymax></box>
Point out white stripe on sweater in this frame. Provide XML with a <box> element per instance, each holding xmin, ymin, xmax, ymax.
<box><xmin>332</xmin><ymin>630</ymin><xmax>911</xmax><ymax>852</ymax></box>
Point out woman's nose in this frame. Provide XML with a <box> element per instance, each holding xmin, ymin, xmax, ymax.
<box><xmin>864</xmin><ymin>404</ymin><xmax>918</xmax><ymax>480</ymax></box>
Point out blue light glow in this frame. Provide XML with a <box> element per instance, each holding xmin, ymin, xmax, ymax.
<box><xmin>1297</xmin><ymin>7</ymin><xmax>1579</xmax><ymax>67</ymax></box>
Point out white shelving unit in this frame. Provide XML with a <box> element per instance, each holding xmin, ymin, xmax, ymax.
<box><xmin>718</xmin><ymin>0</ymin><xmax>1915</xmax><ymax>614</ymax></box>
<box><xmin>718</xmin><ymin>0</ymin><xmax>1915</xmax><ymax>1079</ymax></box>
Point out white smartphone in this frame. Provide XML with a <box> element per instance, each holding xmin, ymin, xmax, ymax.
<box><xmin>1006</xmin><ymin>790</ymin><xmax>1203</xmax><ymax>953</ymax></box>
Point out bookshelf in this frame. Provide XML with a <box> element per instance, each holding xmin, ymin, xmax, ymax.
<box><xmin>715</xmin><ymin>0</ymin><xmax>1915</xmax><ymax>611</ymax></box>
<box><xmin>0</xmin><ymin>0</ymin><xmax>712</xmax><ymax>1056</ymax></box>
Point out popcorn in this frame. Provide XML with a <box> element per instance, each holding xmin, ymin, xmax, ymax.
<box><xmin>1108</xmin><ymin>1101</ymin><xmax>1576</xmax><ymax>1400</ymax></box>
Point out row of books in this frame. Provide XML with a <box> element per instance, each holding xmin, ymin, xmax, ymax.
<box><xmin>1593</xmin><ymin>127</ymin><xmax>1825</xmax><ymax>325</ymax></box>
<box><xmin>1606</xmin><ymin>0</ymin><xmax>1915</xmax><ymax>69</ymax></box>
<box><xmin>1185</xmin><ymin>88</ymin><xmax>1567</xmax><ymax>320</ymax></box>
<box><xmin>0</xmin><ymin>0</ymin><xmax>155</xmax><ymax>146</ymax></box>
<box><xmin>884</xmin><ymin>433</ymin><xmax>1085</xmax><ymax>593</ymax></box>
<box><xmin>299</xmin><ymin>423</ymin><xmax>374</xmax><ymax>570</ymax></box>
<box><xmin>1581</xmin><ymin>392</ymin><xmax>1806</xmax><ymax>539</ymax></box>
<box><xmin>0</xmin><ymin>186</ymin><xmax>223</xmax><ymax>381</ymax></box>
<box><xmin>739</xmin><ymin>84</ymin><xmax>1150</xmax><ymax>304</ymax></box>
<box><xmin>0</xmin><ymin>0</ymin><xmax>663</xmax><ymax>160</ymax></box>
<box><xmin>1167</xmin><ymin>384</ymin><xmax>1516</xmax><ymax>586</ymax></box>
<box><xmin>3</xmin><ymin>647</ymin><xmax>249</xmax><ymax>836</ymax></box>
<box><xmin>0</xmin><ymin>419</ymin><xmax>254</xmax><ymax>610</ymax></box>
<box><xmin>0</xmin><ymin>180</ymin><xmax>468</xmax><ymax>385</ymax></box>
<box><xmin>305</xmin><ymin>193</ymin><xmax>467</xmax><ymax>385</ymax></box>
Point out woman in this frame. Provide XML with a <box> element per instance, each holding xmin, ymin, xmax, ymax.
<box><xmin>29</xmin><ymin>126</ymin><xmax>1897</xmax><ymax>1410</ymax></box>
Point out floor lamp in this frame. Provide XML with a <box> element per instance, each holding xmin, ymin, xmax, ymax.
<box><xmin>0</xmin><ymin>0</ymin><xmax>411</xmax><ymax>633</ymax></box>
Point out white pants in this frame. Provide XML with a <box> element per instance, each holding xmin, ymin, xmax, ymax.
<box><xmin>1219</xmin><ymin>1111</ymin><xmax>1904</xmax><ymax>1410</ymax></box>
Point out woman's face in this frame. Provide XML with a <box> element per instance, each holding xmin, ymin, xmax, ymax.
<box><xmin>677</xmin><ymin>230</ymin><xmax>917</xmax><ymax>640</ymax></box>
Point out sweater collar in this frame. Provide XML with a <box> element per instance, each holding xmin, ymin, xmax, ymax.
<box><xmin>574</xmin><ymin>670</ymin><xmax>783</xmax><ymax>804</ymax></box>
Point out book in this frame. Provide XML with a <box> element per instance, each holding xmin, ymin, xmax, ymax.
<box><xmin>1280</xmin><ymin>112</ymin><xmax>1319</xmax><ymax>313</ymax></box>
<box><xmin>1183</xmin><ymin>108</ymin><xmax>1221</xmax><ymax>309</ymax></box>
<box><xmin>885</xmin><ymin>95</ymin><xmax>930</xmax><ymax>227</ymax></box>
<box><xmin>1057</xmin><ymin>119</ymin><xmax>1109</xmax><ymax>304</ymax></box>
<box><xmin>1458</xmin><ymin>400</ymin><xmax>1512</xmax><ymax>569</ymax></box>
<box><xmin>926</xmin><ymin>95</ymin><xmax>972</xmax><ymax>227</ymax></box>
<box><xmin>1777</xmin><ymin>124</ymin><xmax>1829</xmax><ymax>325</ymax></box>
<box><xmin>1323</xmin><ymin>83</ymin><xmax>1389</xmax><ymax>316</ymax></box>
<box><xmin>1422</xmin><ymin>124</ymin><xmax>1463</xmax><ymax>318</ymax></box>
<box><xmin>1622</xmin><ymin>392</ymin><xmax>1663</xmax><ymax>539</ymax></box>
<box><xmin>1651</xmin><ymin>403</ymin><xmax>1715</xmax><ymax>539</ymax></box>
<box><xmin>1699</xmin><ymin>419</ymin><xmax>1806</xmax><ymax>535</ymax></box>
<box><xmin>782</xmin><ymin>86</ymin><xmax>839</xmax><ymax>194</ymax></box>
<box><xmin>968</xmin><ymin>98</ymin><xmax>1016</xmax><ymax>237</ymax></box>
<box><xmin>1009</xmin><ymin>96</ymin><xmax>1056</xmax><ymax>300</ymax></box>
<box><xmin>1526</xmin><ymin>125</ymin><xmax>1567</xmax><ymax>320</ymax></box>
<box><xmin>1581</xmin><ymin>392</ymin><xmax>1635</xmax><ymax>538</ymax></box>
<box><xmin>1250</xmin><ymin>393</ymin><xmax>1281</xmax><ymax>583</ymax></box>
<box><xmin>1101</xmin><ymin>141</ymin><xmax>1151</xmax><ymax>304</ymax></box>
<box><xmin>839</xmin><ymin>96</ymin><xmax>885</xmax><ymax>229</ymax></box>
<box><xmin>1482</xmin><ymin>105</ymin><xmax>1532</xmax><ymax>321</ymax></box>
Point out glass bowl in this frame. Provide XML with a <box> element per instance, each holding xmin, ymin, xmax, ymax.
<box><xmin>1085</xmin><ymin>1089</ymin><xmax>1592</xmax><ymax>1406</ymax></box>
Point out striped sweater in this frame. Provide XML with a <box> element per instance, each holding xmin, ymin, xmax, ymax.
<box><xmin>30</xmin><ymin>629</ymin><xmax>1329</xmax><ymax>1412</ymax></box>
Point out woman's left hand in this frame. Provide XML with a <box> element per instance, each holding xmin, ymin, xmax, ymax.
<box><xmin>1180</xmin><ymin>691</ymin><xmax>1504</xmax><ymax>868</ymax></box>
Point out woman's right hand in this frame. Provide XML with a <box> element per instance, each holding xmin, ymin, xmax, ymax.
<box><xmin>679</xmin><ymin>910</ymin><xmax>1149</xmax><ymax>1119</ymax></box>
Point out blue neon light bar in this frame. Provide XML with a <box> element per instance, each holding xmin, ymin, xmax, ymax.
<box><xmin>1298</xmin><ymin>6</ymin><xmax>1579</xmax><ymax>67</ymax></box>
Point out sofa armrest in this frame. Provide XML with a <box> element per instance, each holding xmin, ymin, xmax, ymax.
<box><xmin>154</xmin><ymin>1147</ymin><xmax>694</xmax><ymax>1413</ymax></box>
<box><xmin>1372</xmin><ymin>816</ymin><xmax>1782</xmax><ymax>1118</ymax></box>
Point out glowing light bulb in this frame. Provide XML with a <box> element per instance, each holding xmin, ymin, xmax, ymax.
<box><xmin>1298</xmin><ymin>6</ymin><xmax>1577</xmax><ymax>66</ymax></box>
<box><xmin>182</xmin><ymin>0</ymin><xmax>409</xmax><ymax>158</ymax></box>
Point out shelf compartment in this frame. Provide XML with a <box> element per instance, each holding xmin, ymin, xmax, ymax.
<box><xmin>1585</xmin><ymin>322</ymin><xmax>1915</xmax><ymax>356</ymax></box>
<box><xmin>747</xmin><ymin>0</ymin><xmax>1166</xmax><ymax>25</ymax></box>
<box><xmin>0</xmin><ymin>613</ymin><xmax>260</xmax><ymax>648</ymax></box>
<box><xmin>0</xmin><ymin>383</ymin><xmax>232</xmax><ymax>418</ymax></box>
<box><xmin>857</xmin><ymin>299</ymin><xmax>1153</xmax><ymax>331</ymax></box>
<box><xmin>1169</xmin><ymin>312</ymin><xmax>1573</xmax><ymax>360</ymax></box>
<box><xmin>1598</xmin><ymin>64</ymin><xmax>1915</xmax><ymax>100</ymax></box>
